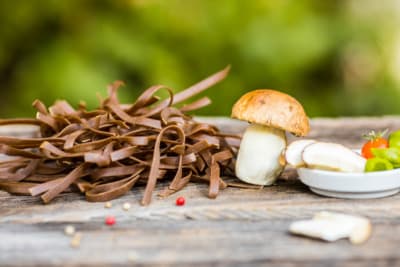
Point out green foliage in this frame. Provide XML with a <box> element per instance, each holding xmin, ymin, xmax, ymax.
<box><xmin>0</xmin><ymin>0</ymin><xmax>399</xmax><ymax>117</ymax></box>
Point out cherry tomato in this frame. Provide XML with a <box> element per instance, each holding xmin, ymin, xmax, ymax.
<box><xmin>361</xmin><ymin>130</ymin><xmax>389</xmax><ymax>159</ymax></box>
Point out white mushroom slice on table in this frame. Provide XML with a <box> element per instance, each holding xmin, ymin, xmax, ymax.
<box><xmin>314</xmin><ymin>211</ymin><xmax>372</xmax><ymax>244</ymax></box>
<box><xmin>289</xmin><ymin>218</ymin><xmax>352</xmax><ymax>242</ymax></box>
<box><xmin>285</xmin><ymin>139</ymin><xmax>316</xmax><ymax>167</ymax></box>
<box><xmin>302</xmin><ymin>142</ymin><xmax>366</xmax><ymax>172</ymax></box>
<box><xmin>289</xmin><ymin>211</ymin><xmax>372</xmax><ymax>244</ymax></box>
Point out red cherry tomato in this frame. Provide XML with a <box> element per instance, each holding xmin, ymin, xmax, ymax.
<box><xmin>361</xmin><ymin>137</ymin><xmax>388</xmax><ymax>159</ymax></box>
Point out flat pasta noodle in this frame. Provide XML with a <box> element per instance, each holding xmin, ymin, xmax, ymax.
<box><xmin>0</xmin><ymin>66</ymin><xmax>246</xmax><ymax>205</ymax></box>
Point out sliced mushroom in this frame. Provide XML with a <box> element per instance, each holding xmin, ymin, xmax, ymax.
<box><xmin>302</xmin><ymin>142</ymin><xmax>366</xmax><ymax>172</ymax></box>
<box><xmin>289</xmin><ymin>211</ymin><xmax>372</xmax><ymax>244</ymax></box>
<box><xmin>314</xmin><ymin>211</ymin><xmax>372</xmax><ymax>244</ymax></box>
<box><xmin>285</xmin><ymin>139</ymin><xmax>316</xmax><ymax>167</ymax></box>
<box><xmin>289</xmin><ymin>218</ymin><xmax>352</xmax><ymax>242</ymax></box>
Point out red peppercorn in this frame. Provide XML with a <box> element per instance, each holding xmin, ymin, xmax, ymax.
<box><xmin>105</xmin><ymin>216</ymin><xmax>116</xmax><ymax>226</ymax></box>
<box><xmin>176</xmin><ymin>196</ymin><xmax>185</xmax><ymax>206</ymax></box>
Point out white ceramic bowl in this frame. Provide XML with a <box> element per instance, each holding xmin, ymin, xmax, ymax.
<box><xmin>297</xmin><ymin>167</ymin><xmax>400</xmax><ymax>199</ymax></box>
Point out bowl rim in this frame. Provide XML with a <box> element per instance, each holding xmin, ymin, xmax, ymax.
<box><xmin>297</xmin><ymin>167</ymin><xmax>400</xmax><ymax>177</ymax></box>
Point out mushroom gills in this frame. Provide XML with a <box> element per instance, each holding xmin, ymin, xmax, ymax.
<box><xmin>235</xmin><ymin>124</ymin><xmax>286</xmax><ymax>185</ymax></box>
<box><xmin>285</xmin><ymin>139</ymin><xmax>316</xmax><ymax>167</ymax></box>
<box><xmin>302</xmin><ymin>142</ymin><xmax>366</xmax><ymax>172</ymax></box>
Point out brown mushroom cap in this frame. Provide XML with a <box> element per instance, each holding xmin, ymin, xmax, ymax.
<box><xmin>231</xmin><ymin>89</ymin><xmax>310</xmax><ymax>136</ymax></box>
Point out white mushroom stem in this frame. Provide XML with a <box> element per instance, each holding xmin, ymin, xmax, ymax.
<box><xmin>235</xmin><ymin>124</ymin><xmax>286</xmax><ymax>185</ymax></box>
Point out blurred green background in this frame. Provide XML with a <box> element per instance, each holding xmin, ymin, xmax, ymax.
<box><xmin>1</xmin><ymin>0</ymin><xmax>400</xmax><ymax>118</ymax></box>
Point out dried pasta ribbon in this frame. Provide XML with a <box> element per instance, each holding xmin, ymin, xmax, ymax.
<box><xmin>0</xmin><ymin>66</ymin><xmax>245</xmax><ymax>205</ymax></box>
<box><xmin>141</xmin><ymin>125</ymin><xmax>185</xmax><ymax>205</ymax></box>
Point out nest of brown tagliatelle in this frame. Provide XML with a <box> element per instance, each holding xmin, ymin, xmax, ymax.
<box><xmin>0</xmin><ymin>66</ymin><xmax>247</xmax><ymax>205</ymax></box>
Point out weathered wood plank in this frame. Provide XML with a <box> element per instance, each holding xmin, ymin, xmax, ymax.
<box><xmin>1</xmin><ymin>117</ymin><xmax>400</xmax><ymax>267</ymax></box>
<box><xmin>2</xmin><ymin>178</ymin><xmax>400</xmax><ymax>223</ymax></box>
<box><xmin>1</xmin><ymin>220</ymin><xmax>400</xmax><ymax>267</ymax></box>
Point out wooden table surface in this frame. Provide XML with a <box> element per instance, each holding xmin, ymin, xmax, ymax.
<box><xmin>2</xmin><ymin>116</ymin><xmax>400</xmax><ymax>267</ymax></box>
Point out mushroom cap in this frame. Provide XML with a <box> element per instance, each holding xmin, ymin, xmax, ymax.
<box><xmin>231</xmin><ymin>89</ymin><xmax>310</xmax><ymax>136</ymax></box>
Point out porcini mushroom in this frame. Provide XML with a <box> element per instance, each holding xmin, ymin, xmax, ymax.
<box><xmin>231</xmin><ymin>90</ymin><xmax>310</xmax><ymax>185</ymax></box>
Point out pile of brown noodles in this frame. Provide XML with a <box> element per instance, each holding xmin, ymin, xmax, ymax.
<box><xmin>0</xmin><ymin>66</ymin><xmax>243</xmax><ymax>205</ymax></box>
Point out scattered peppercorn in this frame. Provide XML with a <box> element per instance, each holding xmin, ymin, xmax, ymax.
<box><xmin>64</xmin><ymin>225</ymin><xmax>76</xmax><ymax>236</ymax></box>
<box><xmin>176</xmin><ymin>196</ymin><xmax>185</xmax><ymax>206</ymax></box>
<box><xmin>105</xmin><ymin>216</ymin><xmax>116</xmax><ymax>226</ymax></box>
<box><xmin>122</xmin><ymin>202</ymin><xmax>131</xmax><ymax>211</ymax></box>
<box><xmin>70</xmin><ymin>233</ymin><xmax>82</xmax><ymax>248</ymax></box>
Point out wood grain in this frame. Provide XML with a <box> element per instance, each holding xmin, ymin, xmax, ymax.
<box><xmin>1</xmin><ymin>117</ymin><xmax>400</xmax><ymax>267</ymax></box>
